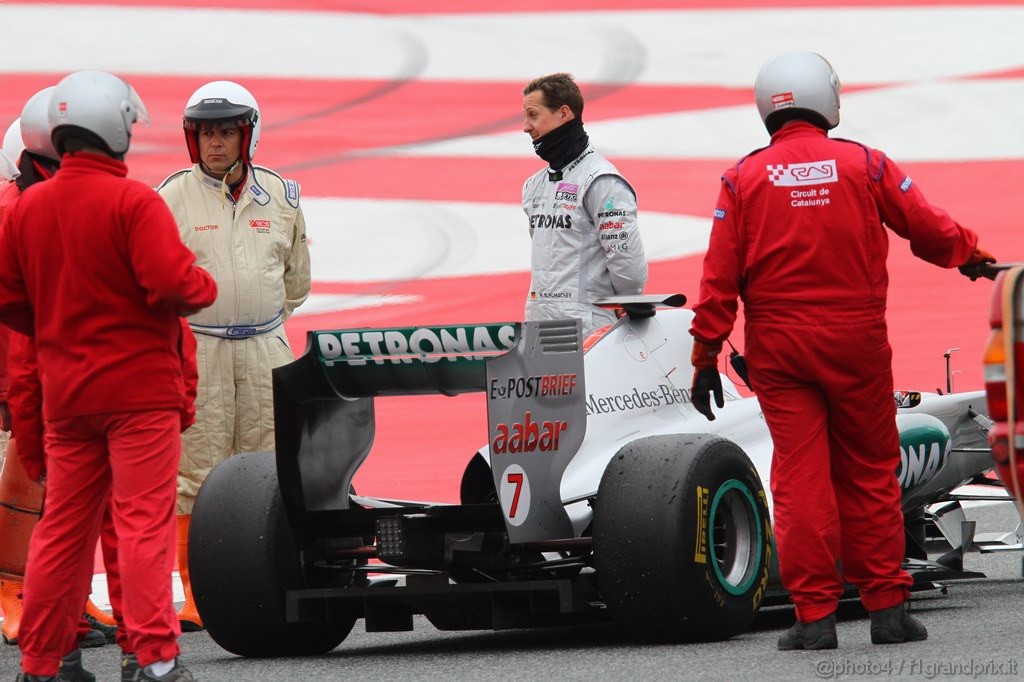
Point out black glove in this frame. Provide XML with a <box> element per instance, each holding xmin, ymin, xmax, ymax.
<box><xmin>691</xmin><ymin>367</ymin><xmax>724</xmax><ymax>421</ymax></box>
<box><xmin>958</xmin><ymin>246</ymin><xmax>997</xmax><ymax>281</ymax></box>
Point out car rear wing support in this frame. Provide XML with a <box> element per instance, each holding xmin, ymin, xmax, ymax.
<box><xmin>594</xmin><ymin>293</ymin><xmax>686</xmax><ymax>321</ymax></box>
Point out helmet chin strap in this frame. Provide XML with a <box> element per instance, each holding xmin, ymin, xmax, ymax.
<box><xmin>200</xmin><ymin>156</ymin><xmax>242</xmax><ymax>180</ymax></box>
<box><xmin>199</xmin><ymin>156</ymin><xmax>244</xmax><ymax>206</ymax></box>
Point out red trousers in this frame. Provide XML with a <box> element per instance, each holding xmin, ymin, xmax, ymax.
<box><xmin>99</xmin><ymin>505</ymin><xmax>130</xmax><ymax>650</ymax></box>
<box><xmin>746</xmin><ymin>318</ymin><xmax>912</xmax><ymax>623</ymax></box>
<box><xmin>19</xmin><ymin>410</ymin><xmax>182</xmax><ymax>676</ymax></box>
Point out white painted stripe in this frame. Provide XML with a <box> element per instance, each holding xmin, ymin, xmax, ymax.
<box><xmin>303</xmin><ymin>197</ymin><xmax>710</xmax><ymax>283</ymax></box>
<box><xmin>399</xmin><ymin>79</ymin><xmax>1024</xmax><ymax>162</ymax></box>
<box><xmin>293</xmin><ymin>294</ymin><xmax>421</xmax><ymax>316</ymax></box>
<box><xmin>88</xmin><ymin>574</ymin><xmax>185</xmax><ymax>612</ymax></box>
<box><xmin>0</xmin><ymin>6</ymin><xmax>1021</xmax><ymax>86</ymax></box>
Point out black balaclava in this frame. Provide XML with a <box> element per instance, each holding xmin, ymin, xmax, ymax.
<box><xmin>766</xmin><ymin>109</ymin><xmax>830</xmax><ymax>136</ymax></box>
<box><xmin>15</xmin><ymin>152</ymin><xmax>60</xmax><ymax>192</ymax></box>
<box><xmin>532</xmin><ymin>117</ymin><xmax>589</xmax><ymax>173</ymax></box>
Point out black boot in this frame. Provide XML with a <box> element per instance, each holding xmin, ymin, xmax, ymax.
<box><xmin>870</xmin><ymin>602</ymin><xmax>927</xmax><ymax>644</ymax></box>
<box><xmin>57</xmin><ymin>649</ymin><xmax>96</xmax><ymax>682</ymax></box>
<box><xmin>82</xmin><ymin>612</ymin><xmax>117</xmax><ymax>645</ymax></box>
<box><xmin>777</xmin><ymin>612</ymin><xmax>838</xmax><ymax>650</ymax></box>
<box><xmin>78</xmin><ymin>630</ymin><xmax>106</xmax><ymax>650</ymax></box>
<box><xmin>17</xmin><ymin>649</ymin><xmax>98</xmax><ymax>682</ymax></box>
<box><xmin>120</xmin><ymin>653</ymin><xmax>139</xmax><ymax>682</ymax></box>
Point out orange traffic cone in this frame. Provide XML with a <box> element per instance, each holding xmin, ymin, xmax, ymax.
<box><xmin>0</xmin><ymin>579</ymin><xmax>23</xmax><ymax>644</ymax></box>
<box><xmin>176</xmin><ymin>514</ymin><xmax>203</xmax><ymax>632</ymax></box>
<box><xmin>85</xmin><ymin>597</ymin><xmax>117</xmax><ymax>627</ymax></box>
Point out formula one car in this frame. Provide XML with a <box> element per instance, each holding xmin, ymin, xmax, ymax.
<box><xmin>188</xmin><ymin>295</ymin><xmax>1021</xmax><ymax>657</ymax></box>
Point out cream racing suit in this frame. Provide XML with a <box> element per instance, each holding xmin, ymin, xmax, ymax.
<box><xmin>158</xmin><ymin>165</ymin><xmax>311</xmax><ymax>513</ymax></box>
<box><xmin>522</xmin><ymin>145</ymin><xmax>647</xmax><ymax>337</ymax></box>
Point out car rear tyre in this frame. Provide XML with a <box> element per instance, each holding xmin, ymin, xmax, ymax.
<box><xmin>593</xmin><ymin>434</ymin><xmax>772</xmax><ymax>642</ymax></box>
<box><xmin>190</xmin><ymin>451</ymin><xmax>355</xmax><ymax>657</ymax></box>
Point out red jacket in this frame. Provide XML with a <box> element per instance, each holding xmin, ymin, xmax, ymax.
<box><xmin>0</xmin><ymin>326</ymin><xmax>8</xmax><ymax>411</ymax></box>
<box><xmin>0</xmin><ymin>152</ymin><xmax>216</xmax><ymax>421</ymax></box>
<box><xmin>7</xmin><ymin>331</ymin><xmax>42</xmax><ymax>473</ymax></box>
<box><xmin>691</xmin><ymin>122</ymin><xmax>979</xmax><ymax>344</ymax></box>
<box><xmin>179</xmin><ymin>321</ymin><xmax>198</xmax><ymax>431</ymax></box>
<box><xmin>6</xmin><ymin>320</ymin><xmax>198</xmax><ymax>480</ymax></box>
<box><xmin>0</xmin><ymin>181</ymin><xmax>18</xmax><ymax>408</ymax></box>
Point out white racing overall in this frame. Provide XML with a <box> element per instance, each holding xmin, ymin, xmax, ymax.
<box><xmin>158</xmin><ymin>165</ymin><xmax>311</xmax><ymax>513</ymax></box>
<box><xmin>522</xmin><ymin>145</ymin><xmax>647</xmax><ymax>336</ymax></box>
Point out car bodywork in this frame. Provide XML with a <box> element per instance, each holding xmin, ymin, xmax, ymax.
<box><xmin>189</xmin><ymin>296</ymin><xmax>1021</xmax><ymax>657</ymax></box>
<box><xmin>984</xmin><ymin>264</ymin><xmax>1024</xmax><ymax>507</ymax></box>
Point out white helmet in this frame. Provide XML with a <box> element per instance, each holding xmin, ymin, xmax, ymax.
<box><xmin>183</xmin><ymin>81</ymin><xmax>260</xmax><ymax>165</ymax></box>
<box><xmin>20</xmin><ymin>86</ymin><xmax>61</xmax><ymax>162</ymax></box>
<box><xmin>754</xmin><ymin>51</ymin><xmax>841</xmax><ymax>134</ymax></box>
<box><xmin>1</xmin><ymin>120</ymin><xmax>23</xmax><ymax>180</ymax></box>
<box><xmin>48</xmin><ymin>70</ymin><xmax>149</xmax><ymax>158</ymax></box>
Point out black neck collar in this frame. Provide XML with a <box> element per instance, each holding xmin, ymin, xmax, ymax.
<box><xmin>532</xmin><ymin>117</ymin><xmax>589</xmax><ymax>172</ymax></box>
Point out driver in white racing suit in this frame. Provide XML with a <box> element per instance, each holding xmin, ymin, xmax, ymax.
<box><xmin>521</xmin><ymin>73</ymin><xmax>647</xmax><ymax>337</ymax></box>
<box><xmin>157</xmin><ymin>81</ymin><xmax>311</xmax><ymax>632</ymax></box>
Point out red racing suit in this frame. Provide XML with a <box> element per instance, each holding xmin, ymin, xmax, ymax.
<box><xmin>0</xmin><ymin>152</ymin><xmax>216</xmax><ymax>676</ymax></box>
<box><xmin>6</xmin><ymin>320</ymin><xmax>197</xmax><ymax>482</ymax></box>
<box><xmin>690</xmin><ymin>121</ymin><xmax>978</xmax><ymax>623</ymax></box>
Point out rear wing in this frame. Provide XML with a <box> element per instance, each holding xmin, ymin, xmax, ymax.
<box><xmin>306</xmin><ymin>323</ymin><xmax>519</xmax><ymax>396</ymax></box>
<box><xmin>273</xmin><ymin>319</ymin><xmax>586</xmax><ymax>543</ymax></box>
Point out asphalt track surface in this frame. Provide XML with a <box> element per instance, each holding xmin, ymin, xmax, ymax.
<box><xmin>2</xmin><ymin>504</ymin><xmax>1022</xmax><ymax>681</ymax></box>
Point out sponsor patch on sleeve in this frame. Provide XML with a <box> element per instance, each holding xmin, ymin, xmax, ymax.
<box><xmin>285</xmin><ymin>179</ymin><xmax>300</xmax><ymax>207</ymax></box>
<box><xmin>713</xmin><ymin>208</ymin><xmax>726</xmax><ymax>220</ymax></box>
<box><xmin>899</xmin><ymin>176</ymin><xmax>913</xmax><ymax>192</ymax></box>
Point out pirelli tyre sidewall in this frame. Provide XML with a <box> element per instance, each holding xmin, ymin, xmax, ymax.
<box><xmin>593</xmin><ymin>434</ymin><xmax>772</xmax><ymax>642</ymax></box>
<box><xmin>190</xmin><ymin>450</ymin><xmax>354</xmax><ymax>657</ymax></box>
